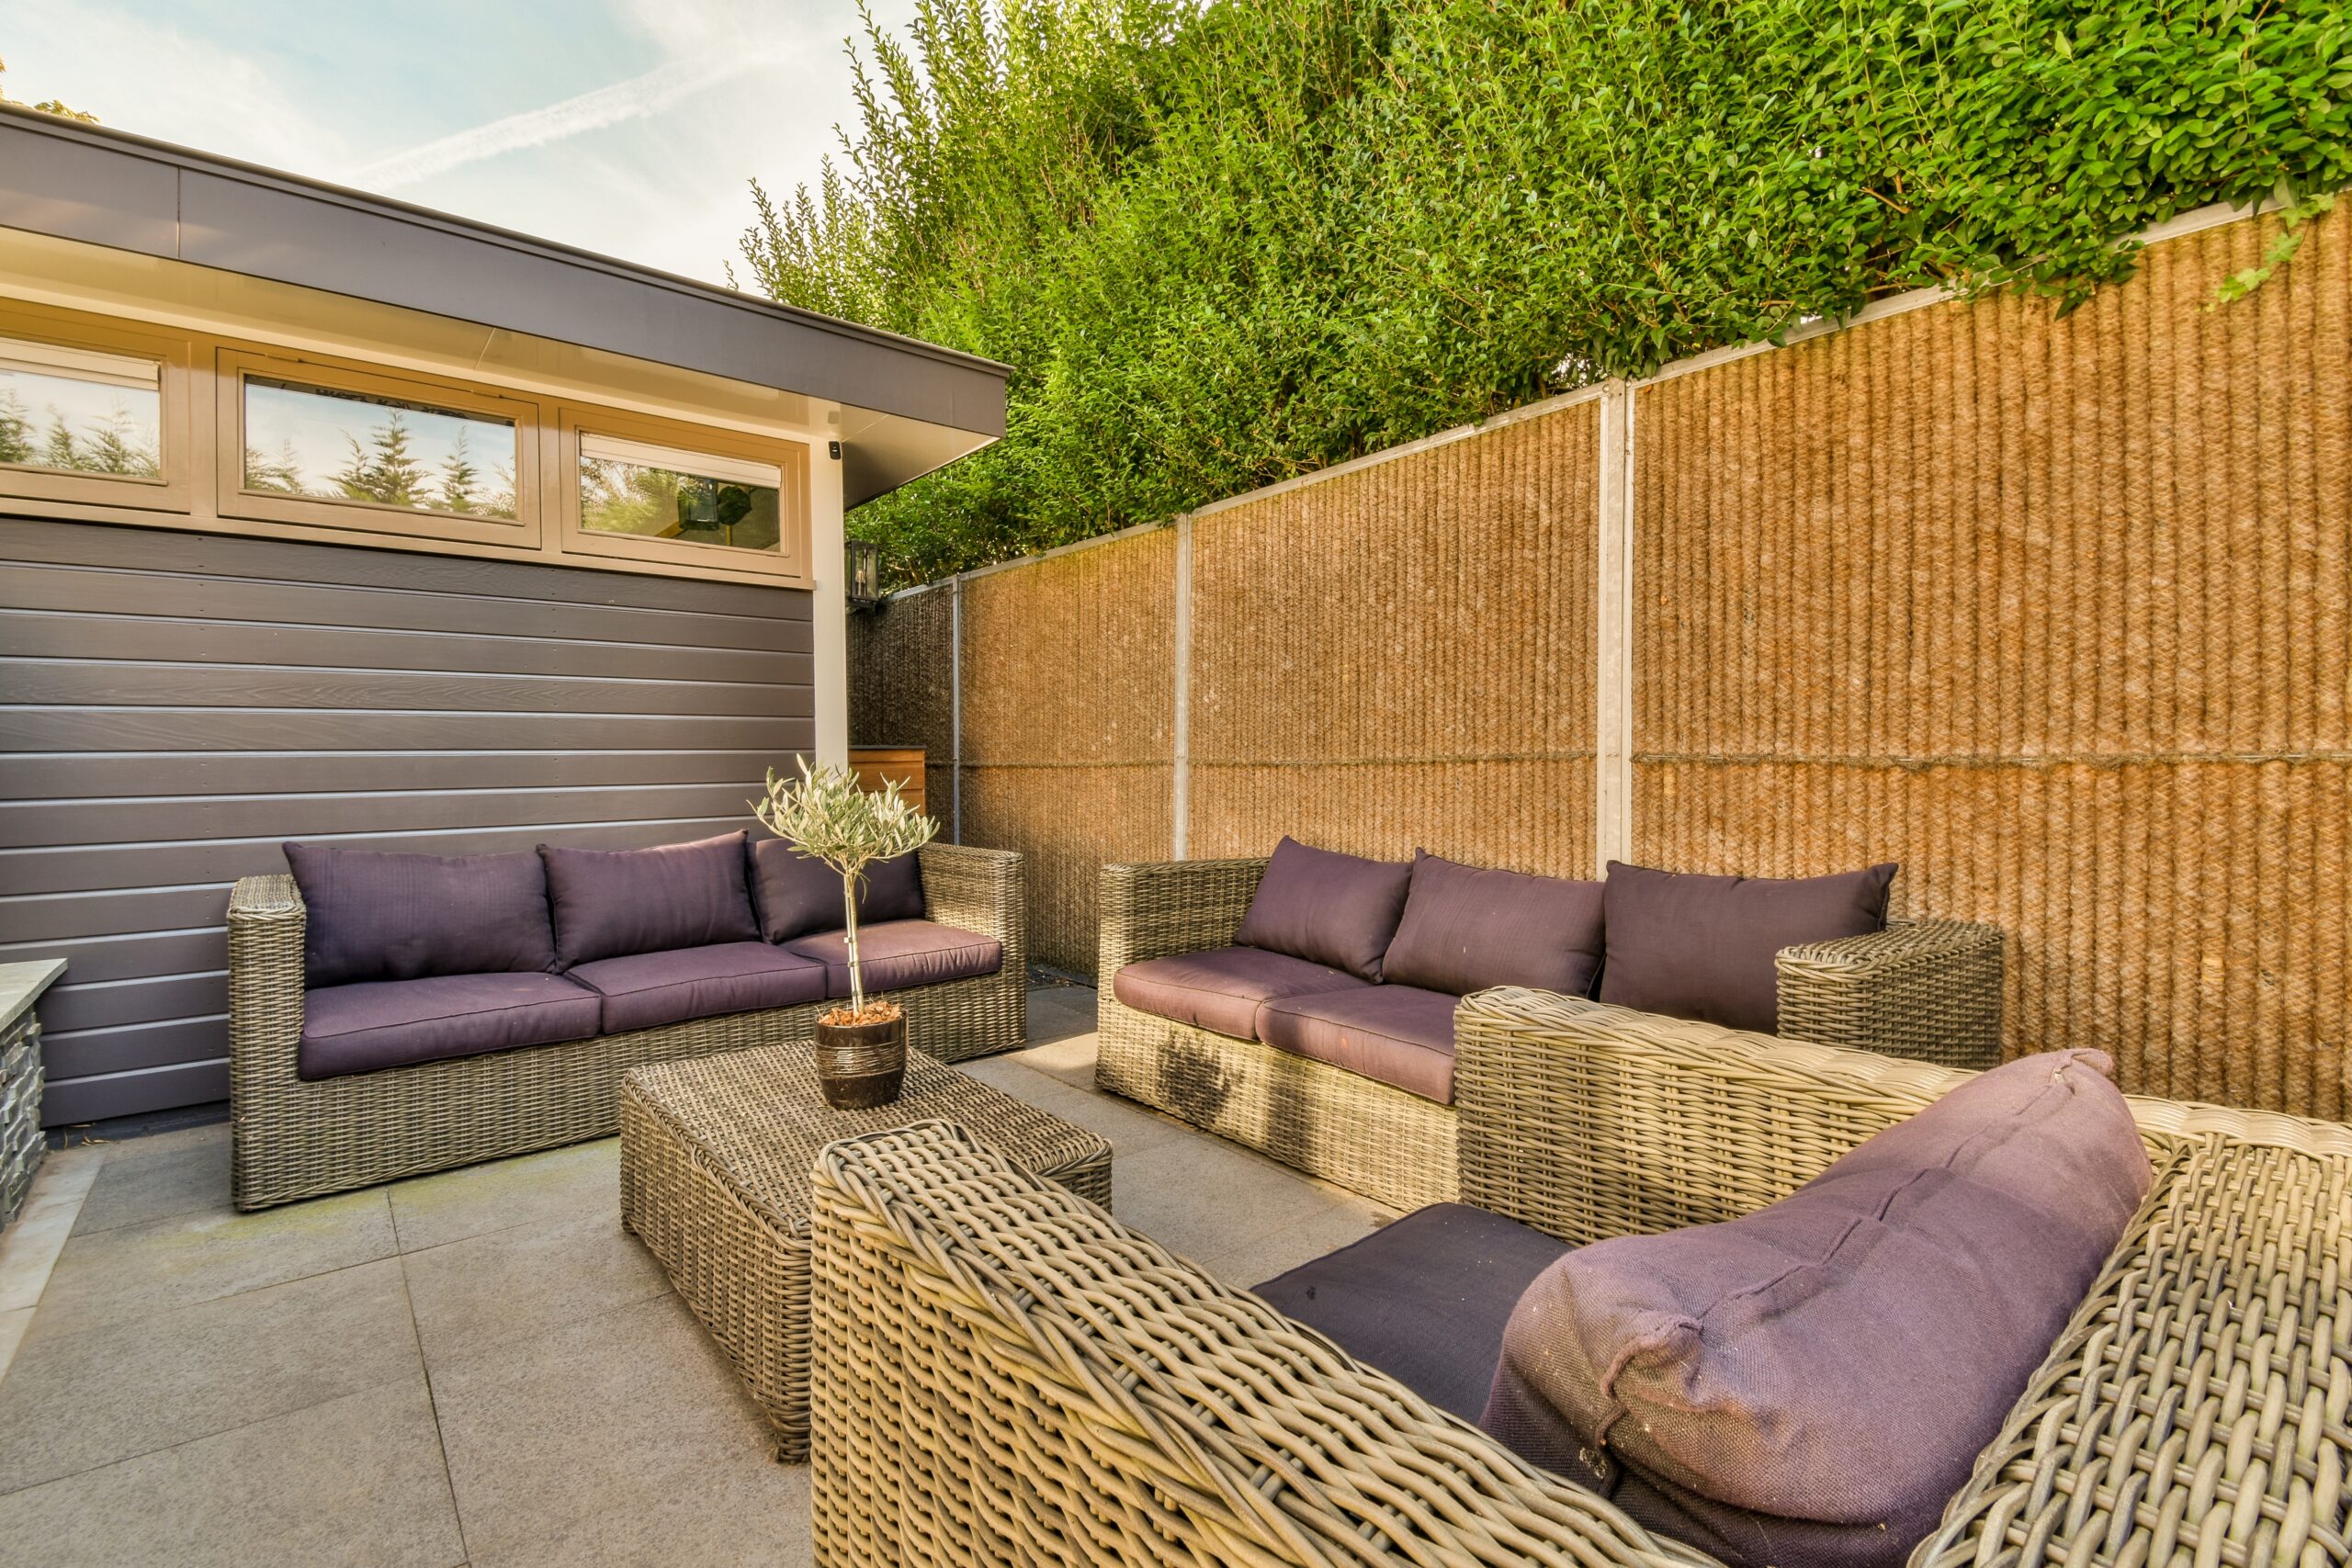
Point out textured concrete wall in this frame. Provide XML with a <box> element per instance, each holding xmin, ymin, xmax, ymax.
<box><xmin>1632</xmin><ymin>204</ymin><xmax>2349</xmax><ymax>1116</ymax></box>
<box><xmin>1189</xmin><ymin>400</ymin><xmax>1600</xmax><ymax>876</ymax></box>
<box><xmin>958</xmin><ymin>532</ymin><xmax>1178</xmax><ymax>974</ymax></box>
<box><xmin>851</xmin><ymin>203</ymin><xmax>2350</xmax><ymax>1118</ymax></box>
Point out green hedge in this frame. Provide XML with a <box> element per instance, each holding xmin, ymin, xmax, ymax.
<box><xmin>742</xmin><ymin>0</ymin><xmax>2352</xmax><ymax>584</ymax></box>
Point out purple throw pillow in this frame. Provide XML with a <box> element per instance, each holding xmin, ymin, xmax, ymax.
<box><xmin>1233</xmin><ymin>837</ymin><xmax>1414</xmax><ymax>982</ymax></box>
<box><xmin>283</xmin><ymin>842</ymin><xmax>557</xmax><ymax>987</ymax></box>
<box><xmin>1380</xmin><ymin>852</ymin><xmax>1605</xmax><ymax>998</ymax></box>
<box><xmin>748</xmin><ymin>839</ymin><xmax>925</xmax><ymax>942</ymax></box>
<box><xmin>1480</xmin><ymin>1049</ymin><xmax>2152</xmax><ymax>1568</ymax></box>
<box><xmin>859</xmin><ymin>851</ymin><xmax>926</xmax><ymax>923</ymax></box>
<box><xmin>539</xmin><ymin>831</ymin><xmax>760</xmax><ymax>967</ymax></box>
<box><xmin>1597</xmin><ymin>860</ymin><xmax>1895</xmax><ymax>1033</ymax></box>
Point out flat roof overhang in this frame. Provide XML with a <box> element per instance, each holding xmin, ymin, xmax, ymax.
<box><xmin>0</xmin><ymin>107</ymin><xmax>1008</xmax><ymax>505</ymax></box>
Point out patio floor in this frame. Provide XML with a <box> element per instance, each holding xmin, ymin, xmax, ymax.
<box><xmin>0</xmin><ymin>980</ymin><xmax>1394</xmax><ymax>1568</ymax></box>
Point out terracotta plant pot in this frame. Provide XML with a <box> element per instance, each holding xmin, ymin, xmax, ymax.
<box><xmin>812</xmin><ymin>1012</ymin><xmax>907</xmax><ymax>1110</ymax></box>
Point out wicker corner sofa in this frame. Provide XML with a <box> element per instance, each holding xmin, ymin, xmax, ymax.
<box><xmin>227</xmin><ymin>840</ymin><xmax>1024</xmax><ymax>1211</ymax></box>
<box><xmin>808</xmin><ymin>988</ymin><xmax>2351</xmax><ymax>1568</ymax></box>
<box><xmin>1095</xmin><ymin>854</ymin><xmax>2006</xmax><ymax>1212</ymax></box>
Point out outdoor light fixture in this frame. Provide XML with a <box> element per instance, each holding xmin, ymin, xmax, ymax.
<box><xmin>846</xmin><ymin>538</ymin><xmax>885</xmax><ymax>609</ymax></box>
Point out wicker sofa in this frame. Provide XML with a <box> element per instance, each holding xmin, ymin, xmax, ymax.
<box><xmin>808</xmin><ymin>988</ymin><xmax>2351</xmax><ymax>1568</ymax></box>
<box><xmin>227</xmin><ymin>840</ymin><xmax>1024</xmax><ymax>1210</ymax></box>
<box><xmin>1097</xmin><ymin>854</ymin><xmax>2005</xmax><ymax>1211</ymax></box>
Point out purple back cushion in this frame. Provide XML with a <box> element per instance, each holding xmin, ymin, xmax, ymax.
<box><xmin>748</xmin><ymin>839</ymin><xmax>925</xmax><ymax>943</ymax></box>
<box><xmin>1479</xmin><ymin>1049</ymin><xmax>2152</xmax><ymax>1568</ymax></box>
<box><xmin>1597</xmin><ymin>860</ymin><xmax>1896</xmax><ymax>1033</ymax></box>
<box><xmin>539</xmin><ymin>831</ymin><xmax>760</xmax><ymax>967</ymax></box>
<box><xmin>1233</xmin><ymin>837</ymin><xmax>1414</xmax><ymax>981</ymax></box>
<box><xmin>1380</xmin><ymin>852</ymin><xmax>1604</xmax><ymax>998</ymax></box>
<box><xmin>284</xmin><ymin>842</ymin><xmax>557</xmax><ymax>987</ymax></box>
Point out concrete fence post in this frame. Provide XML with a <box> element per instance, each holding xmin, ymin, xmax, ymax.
<box><xmin>1593</xmin><ymin>378</ymin><xmax>1635</xmax><ymax>876</ymax></box>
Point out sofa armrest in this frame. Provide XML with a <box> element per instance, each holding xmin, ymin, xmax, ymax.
<box><xmin>917</xmin><ymin>841</ymin><xmax>1025</xmax><ymax>973</ymax></box>
<box><xmin>1773</xmin><ymin>917</ymin><xmax>2005</xmax><ymax>1070</ymax></box>
<box><xmin>808</xmin><ymin>1120</ymin><xmax>1718</xmax><ymax>1568</ymax></box>
<box><xmin>1097</xmin><ymin>856</ymin><xmax>1268</xmax><ymax>977</ymax></box>
<box><xmin>227</xmin><ymin>875</ymin><xmax>307</xmax><ymax>1199</ymax></box>
<box><xmin>1453</xmin><ymin>987</ymin><xmax>1973</xmax><ymax>1246</ymax></box>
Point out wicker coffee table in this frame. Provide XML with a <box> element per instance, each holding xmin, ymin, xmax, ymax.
<box><xmin>618</xmin><ymin>1041</ymin><xmax>1112</xmax><ymax>1461</ymax></box>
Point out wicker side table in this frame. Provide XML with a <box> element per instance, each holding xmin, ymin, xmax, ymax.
<box><xmin>620</xmin><ymin>1041</ymin><xmax>1113</xmax><ymax>1461</ymax></box>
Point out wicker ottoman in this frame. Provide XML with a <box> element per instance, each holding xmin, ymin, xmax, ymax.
<box><xmin>619</xmin><ymin>1041</ymin><xmax>1113</xmax><ymax>1461</ymax></box>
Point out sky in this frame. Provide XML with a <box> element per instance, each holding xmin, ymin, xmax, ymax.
<box><xmin>6</xmin><ymin>0</ymin><xmax>920</xmax><ymax>289</ymax></box>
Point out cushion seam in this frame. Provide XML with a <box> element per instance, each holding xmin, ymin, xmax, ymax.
<box><xmin>304</xmin><ymin>993</ymin><xmax>597</xmax><ymax>1041</ymax></box>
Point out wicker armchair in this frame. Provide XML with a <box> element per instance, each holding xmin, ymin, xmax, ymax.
<box><xmin>1093</xmin><ymin>855</ymin><xmax>2004</xmax><ymax>1212</ymax></box>
<box><xmin>228</xmin><ymin>840</ymin><xmax>1024</xmax><ymax>1210</ymax></box>
<box><xmin>810</xmin><ymin>991</ymin><xmax>2351</xmax><ymax>1568</ymax></box>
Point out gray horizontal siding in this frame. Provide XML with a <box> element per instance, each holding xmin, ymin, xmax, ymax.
<box><xmin>1</xmin><ymin>517</ymin><xmax>816</xmax><ymax>1124</ymax></box>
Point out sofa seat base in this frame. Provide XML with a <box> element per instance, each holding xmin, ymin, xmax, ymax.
<box><xmin>1111</xmin><ymin>946</ymin><xmax>1366</xmax><ymax>1039</ymax></box>
<box><xmin>1252</xmin><ymin>1201</ymin><xmax>1570</xmax><ymax>1423</ymax></box>
<box><xmin>569</xmin><ymin>942</ymin><xmax>828</xmax><ymax>1033</ymax></box>
<box><xmin>299</xmin><ymin>972</ymin><xmax>603</xmax><ymax>1081</ymax></box>
<box><xmin>1095</xmin><ymin>995</ymin><xmax>1460</xmax><ymax>1213</ymax></box>
<box><xmin>1258</xmin><ymin>984</ymin><xmax>1460</xmax><ymax>1104</ymax></box>
<box><xmin>784</xmin><ymin>919</ymin><xmax>1002</xmax><ymax>998</ymax></box>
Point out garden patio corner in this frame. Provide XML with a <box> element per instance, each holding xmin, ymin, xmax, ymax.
<box><xmin>3</xmin><ymin>4</ymin><xmax>2351</xmax><ymax>1567</ymax></box>
<box><xmin>0</xmin><ymin>981</ymin><xmax>1404</xmax><ymax>1565</ymax></box>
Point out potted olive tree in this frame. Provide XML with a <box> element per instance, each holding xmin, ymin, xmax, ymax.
<box><xmin>754</xmin><ymin>758</ymin><xmax>938</xmax><ymax>1108</ymax></box>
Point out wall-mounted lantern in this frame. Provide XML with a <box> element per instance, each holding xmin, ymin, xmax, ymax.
<box><xmin>846</xmin><ymin>538</ymin><xmax>885</xmax><ymax>609</ymax></box>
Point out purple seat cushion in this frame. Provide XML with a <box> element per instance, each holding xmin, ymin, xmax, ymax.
<box><xmin>1479</xmin><ymin>1049</ymin><xmax>2152</xmax><ymax>1568</ymax></box>
<box><xmin>783</xmin><ymin>919</ymin><xmax>1001</xmax><ymax>999</ymax></box>
<box><xmin>1233</xmin><ymin>837</ymin><xmax>1414</xmax><ymax>981</ymax></box>
<box><xmin>747</xmin><ymin>840</ymin><xmax>925</xmax><ymax>944</ymax></box>
<box><xmin>1597</xmin><ymin>860</ymin><xmax>1896</xmax><ymax>1034</ymax></box>
<box><xmin>283</xmin><ymin>842</ymin><xmax>557</xmax><ymax>988</ymax></box>
<box><xmin>1111</xmin><ymin>946</ymin><xmax>1367</xmax><ymax>1039</ymax></box>
<box><xmin>1381</xmin><ymin>852</ymin><xmax>1605</xmax><ymax>998</ymax></box>
<box><xmin>1253</xmin><ymin>1203</ymin><xmax>1571</xmax><ymax>1423</ymax></box>
<box><xmin>298</xmin><ymin>971</ymin><xmax>603</xmax><ymax>1080</ymax></box>
<box><xmin>540</xmin><ymin>831</ymin><xmax>760</xmax><ymax>967</ymax></box>
<box><xmin>566</xmin><ymin>942</ymin><xmax>828</xmax><ymax>1034</ymax></box>
<box><xmin>1257</xmin><ymin>984</ymin><xmax>1459</xmax><ymax>1103</ymax></box>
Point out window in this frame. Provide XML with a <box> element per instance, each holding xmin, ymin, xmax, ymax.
<box><xmin>243</xmin><ymin>378</ymin><xmax>518</xmax><ymax>519</ymax></box>
<box><xmin>217</xmin><ymin>350</ymin><xmax>540</xmax><ymax>547</ymax></box>
<box><xmin>579</xmin><ymin>434</ymin><xmax>782</xmax><ymax>554</ymax></box>
<box><xmin>0</xmin><ymin>300</ymin><xmax>817</xmax><ymax>587</ymax></box>
<box><xmin>560</xmin><ymin>407</ymin><xmax>808</xmax><ymax>581</ymax></box>
<box><xmin>0</xmin><ymin>311</ymin><xmax>191</xmax><ymax>513</ymax></box>
<box><xmin>0</xmin><ymin>337</ymin><xmax>163</xmax><ymax>479</ymax></box>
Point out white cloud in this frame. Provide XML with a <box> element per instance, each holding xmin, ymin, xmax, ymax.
<box><xmin>6</xmin><ymin>6</ymin><xmax>352</xmax><ymax>177</ymax></box>
<box><xmin>347</xmin><ymin>48</ymin><xmax>790</xmax><ymax>191</ymax></box>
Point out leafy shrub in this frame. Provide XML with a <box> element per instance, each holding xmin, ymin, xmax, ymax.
<box><xmin>741</xmin><ymin>0</ymin><xmax>2352</xmax><ymax>584</ymax></box>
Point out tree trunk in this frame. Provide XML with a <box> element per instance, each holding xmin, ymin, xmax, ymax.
<box><xmin>842</xmin><ymin>874</ymin><xmax>864</xmax><ymax>1014</ymax></box>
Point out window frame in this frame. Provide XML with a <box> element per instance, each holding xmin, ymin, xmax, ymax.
<box><xmin>214</xmin><ymin>347</ymin><xmax>544</xmax><ymax>550</ymax></box>
<box><xmin>0</xmin><ymin>306</ymin><xmax>195</xmax><ymax>513</ymax></box>
<box><xmin>558</xmin><ymin>404</ymin><xmax>811</xmax><ymax>581</ymax></box>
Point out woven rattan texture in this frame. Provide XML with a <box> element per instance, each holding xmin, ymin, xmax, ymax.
<box><xmin>1190</xmin><ymin>400</ymin><xmax>1600</xmax><ymax>874</ymax></box>
<box><xmin>1922</xmin><ymin>1133</ymin><xmax>2350</xmax><ymax>1568</ymax></box>
<box><xmin>959</xmin><ymin>528</ymin><xmax>1177</xmax><ymax>973</ymax></box>
<box><xmin>1633</xmin><ymin>206</ymin><xmax>2352</xmax><ymax>1119</ymax></box>
<box><xmin>1093</xmin><ymin>861</ymin><xmax>2000</xmax><ymax>1206</ymax></box>
<box><xmin>846</xmin><ymin>583</ymin><xmax>957</xmax><ymax>823</ymax></box>
<box><xmin>817</xmin><ymin>998</ymin><xmax>2347</xmax><ymax>1566</ymax></box>
<box><xmin>620</xmin><ymin>1045</ymin><xmax>1110</xmax><ymax>1459</ymax></box>
<box><xmin>227</xmin><ymin>842</ymin><xmax>1026</xmax><ymax>1210</ymax></box>
<box><xmin>808</xmin><ymin>1121</ymin><xmax>1711</xmax><ymax>1568</ymax></box>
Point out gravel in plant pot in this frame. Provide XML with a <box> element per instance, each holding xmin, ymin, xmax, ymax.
<box><xmin>753</xmin><ymin>758</ymin><xmax>938</xmax><ymax>1109</ymax></box>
